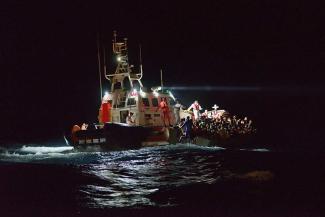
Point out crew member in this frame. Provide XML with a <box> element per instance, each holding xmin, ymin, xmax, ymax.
<box><xmin>157</xmin><ymin>97</ymin><xmax>171</xmax><ymax>127</ymax></box>
<box><xmin>71</xmin><ymin>125</ymin><xmax>81</xmax><ymax>143</ymax></box>
<box><xmin>126</xmin><ymin>112</ymin><xmax>136</xmax><ymax>125</ymax></box>
<box><xmin>173</xmin><ymin>99</ymin><xmax>183</xmax><ymax>125</ymax></box>
<box><xmin>187</xmin><ymin>100</ymin><xmax>202</xmax><ymax>121</ymax></box>
<box><xmin>179</xmin><ymin>116</ymin><xmax>193</xmax><ymax>143</ymax></box>
<box><xmin>100</xmin><ymin>92</ymin><xmax>112</xmax><ymax>123</ymax></box>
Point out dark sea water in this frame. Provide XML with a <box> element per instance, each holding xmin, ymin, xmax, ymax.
<box><xmin>1</xmin><ymin>142</ymin><xmax>325</xmax><ymax>217</ymax></box>
<box><xmin>1</xmin><ymin>90</ymin><xmax>325</xmax><ymax>217</ymax></box>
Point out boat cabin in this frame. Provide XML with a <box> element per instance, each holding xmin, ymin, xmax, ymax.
<box><xmin>99</xmin><ymin>89</ymin><xmax>175</xmax><ymax>127</ymax></box>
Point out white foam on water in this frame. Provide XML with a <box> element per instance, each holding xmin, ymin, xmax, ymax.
<box><xmin>19</xmin><ymin>145</ymin><xmax>74</xmax><ymax>154</ymax></box>
<box><xmin>0</xmin><ymin>143</ymin><xmax>101</xmax><ymax>164</ymax></box>
<box><xmin>239</xmin><ymin>148</ymin><xmax>270</xmax><ymax>152</ymax></box>
<box><xmin>251</xmin><ymin>148</ymin><xmax>270</xmax><ymax>152</ymax></box>
<box><xmin>172</xmin><ymin>143</ymin><xmax>226</xmax><ymax>151</ymax></box>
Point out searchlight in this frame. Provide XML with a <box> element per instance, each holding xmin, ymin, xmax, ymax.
<box><xmin>151</xmin><ymin>86</ymin><xmax>162</xmax><ymax>92</ymax></box>
<box><xmin>168</xmin><ymin>91</ymin><xmax>175</xmax><ymax>101</ymax></box>
<box><xmin>102</xmin><ymin>91</ymin><xmax>112</xmax><ymax>101</ymax></box>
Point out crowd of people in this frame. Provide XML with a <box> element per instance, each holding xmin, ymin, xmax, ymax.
<box><xmin>177</xmin><ymin>100</ymin><xmax>256</xmax><ymax>143</ymax></box>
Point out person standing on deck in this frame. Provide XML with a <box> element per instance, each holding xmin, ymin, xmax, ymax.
<box><xmin>100</xmin><ymin>92</ymin><xmax>112</xmax><ymax>123</ymax></box>
<box><xmin>187</xmin><ymin>100</ymin><xmax>202</xmax><ymax>121</ymax></box>
<box><xmin>173</xmin><ymin>99</ymin><xmax>183</xmax><ymax>125</ymax></box>
<box><xmin>179</xmin><ymin>116</ymin><xmax>193</xmax><ymax>143</ymax></box>
<box><xmin>157</xmin><ymin>97</ymin><xmax>171</xmax><ymax>127</ymax></box>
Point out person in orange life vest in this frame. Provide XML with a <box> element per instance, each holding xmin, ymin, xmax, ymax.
<box><xmin>157</xmin><ymin>97</ymin><xmax>171</xmax><ymax>127</ymax></box>
<box><xmin>101</xmin><ymin>92</ymin><xmax>112</xmax><ymax>123</ymax></box>
<box><xmin>71</xmin><ymin>125</ymin><xmax>81</xmax><ymax>143</ymax></box>
<box><xmin>187</xmin><ymin>100</ymin><xmax>202</xmax><ymax>121</ymax></box>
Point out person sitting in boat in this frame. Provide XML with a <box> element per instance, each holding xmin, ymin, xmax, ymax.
<box><xmin>81</xmin><ymin>123</ymin><xmax>88</xmax><ymax>130</ymax></box>
<box><xmin>126</xmin><ymin>112</ymin><xmax>136</xmax><ymax>125</ymax></box>
<box><xmin>201</xmin><ymin>109</ymin><xmax>209</xmax><ymax>119</ymax></box>
<box><xmin>187</xmin><ymin>100</ymin><xmax>202</xmax><ymax>121</ymax></box>
<box><xmin>157</xmin><ymin>97</ymin><xmax>171</xmax><ymax>127</ymax></box>
<box><xmin>71</xmin><ymin>125</ymin><xmax>81</xmax><ymax>143</ymax></box>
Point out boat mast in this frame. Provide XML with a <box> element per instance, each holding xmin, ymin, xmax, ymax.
<box><xmin>139</xmin><ymin>44</ymin><xmax>143</xmax><ymax>80</ymax></box>
<box><xmin>104</xmin><ymin>31</ymin><xmax>143</xmax><ymax>92</ymax></box>
<box><xmin>160</xmin><ymin>69</ymin><xmax>163</xmax><ymax>91</ymax></box>
<box><xmin>103</xmin><ymin>44</ymin><xmax>107</xmax><ymax>80</ymax></box>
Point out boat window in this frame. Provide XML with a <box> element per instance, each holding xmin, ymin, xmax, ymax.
<box><xmin>127</xmin><ymin>98</ymin><xmax>136</xmax><ymax>106</ymax></box>
<box><xmin>142</xmin><ymin>98</ymin><xmax>150</xmax><ymax>107</ymax></box>
<box><xmin>151</xmin><ymin>98</ymin><xmax>158</xmax><ymax>107</ymax></box>
<box><xmin>120</xmin><ymin>110</ymin><xmax>129</xmax><ymax>123</ymax></box>
<box><xmin>116</xmin><ymin>91</ymin><xmax>127</xmax><ymax>108</ymax></box>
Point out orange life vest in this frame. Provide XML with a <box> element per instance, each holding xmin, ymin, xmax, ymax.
<box><xmin>160</xmin><ymin>101</ymin><xmax>169</xmax><ymax>113</ymax></box>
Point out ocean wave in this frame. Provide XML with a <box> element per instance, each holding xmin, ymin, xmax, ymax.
<box><xmin>0</xmin><ymin>145</ymin><xmax>100</xmax><ymax>164</ymax></box>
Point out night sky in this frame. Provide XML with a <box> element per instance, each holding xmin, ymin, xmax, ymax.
<box><xmin>1</xmin><ymin>1</ymin><xmax>324</xmax><ymax>142</ymax></box>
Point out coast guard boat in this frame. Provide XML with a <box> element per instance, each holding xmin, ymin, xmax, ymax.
<box><xmin>68</xmin><ymin>32</ymin><xmax>187</xmax><ymax>150</ymax></box>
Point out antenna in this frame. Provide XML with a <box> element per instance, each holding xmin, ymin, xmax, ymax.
<box><xmin>103</xmin><ymin>44</ymin><xmax>107</xmax><ymax>76</ymax></box>
<box><xmin>160</xmin><ymin>68</ymin><xmax>163</xmax><ymax>91</ymax></box>
<box><xmin>97</xmin><ymin>32</ymin><xmax>103</xmax><ymax>99</ymax></box>
<box><xmin>139</xmin><ymin>44</ymin><xmax>143</xmax><ymax>78</ymax></box>
<box><xmin>113</xmin><ymin>30</ymin><xmax>117</xmax><ymax>43</ymax></box>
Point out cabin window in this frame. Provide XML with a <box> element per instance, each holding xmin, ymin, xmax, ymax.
<box><xmin>142</xmin><ymin>98</ymin><xmax>150</xmax><ymax>107</ymax></box>
<box><xmin>120</xmin><ymin>110</ymin><xmax>129</xmax><ymax>123</ymax></box>
<box><xmin>151</xmin><ymin>98</ymin><xmax>158</xmax><ymax>107</ymax></box>
<box><xmin>127</xmin><ymin>98</ymin><xmax>136</xmax><ymax>106</ymax></box>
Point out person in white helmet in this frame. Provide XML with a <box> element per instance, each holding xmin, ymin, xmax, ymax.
<box><xmin>187</xmin><ymin>100</ymin><xmax>202</xmax><ymax>121</ymax></box>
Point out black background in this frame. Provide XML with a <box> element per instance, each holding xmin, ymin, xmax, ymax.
<box><xmin>1</xmin><ymin>1</ymin><xmax>324</xmax><ymax>144</ymax></box>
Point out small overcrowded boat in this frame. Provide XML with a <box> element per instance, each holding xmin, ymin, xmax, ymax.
<box><xmin>67</xmin><ymin>32</ymin><xmax>256</xmax><ymax>150</ymax></box>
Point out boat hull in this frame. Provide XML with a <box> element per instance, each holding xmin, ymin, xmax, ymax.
<box><xmin>68</xmin><ymin>123</ymin><xmax>256</xmax><ymax>151</ymax></box>
<box><xmin>68</xmin><ymin>123</ymin><xmax>180</xmax><ymax>150</ymax></box>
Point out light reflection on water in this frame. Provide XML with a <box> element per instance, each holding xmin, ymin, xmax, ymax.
<box><xmin>79</xmin><ymin>144</ymin><xmax>224</xmax><ymax>208</ymax></box>
<box><xmin>0</xmin><ymin>142</ymin><xmax>272</xmax><ymax>208</ymax></box>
